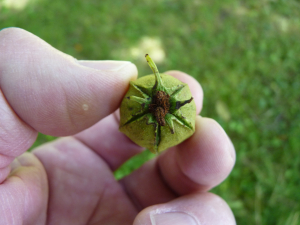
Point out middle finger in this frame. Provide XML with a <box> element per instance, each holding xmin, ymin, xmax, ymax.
<box><xmin>120</xmin><ymin>116</ymin><xmax>235</xmax><ymax>209</ymax></box>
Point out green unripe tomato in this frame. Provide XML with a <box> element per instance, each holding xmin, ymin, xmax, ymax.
<box><xmin>119</xmin><ymin>54</ymin><xmax>196</xmax><ymax>153</ymax></box>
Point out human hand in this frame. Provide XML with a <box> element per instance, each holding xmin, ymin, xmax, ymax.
<box><xmin>0</xmin><ymin>28</ymin><xmax>236</xmax><ymax>225</ymax></box>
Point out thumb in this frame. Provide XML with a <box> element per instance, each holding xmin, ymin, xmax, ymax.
<box><xmin>0</xmin><ymin>28</ymin><xmax>137</xmax><ymax>136</ymax></box>
<box><xmin>133</xmin><ymin>193</ymin><xmax>236</xmax><ymax>225</ymax></box>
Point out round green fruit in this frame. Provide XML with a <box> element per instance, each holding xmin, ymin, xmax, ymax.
<box><xmin>119</xmin><ymin>54</ymin><xmax>196</xmax><ymax>153</ymax></box>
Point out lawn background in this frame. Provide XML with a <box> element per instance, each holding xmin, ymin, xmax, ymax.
<box><xmin>1</xmin><ymin>0</ymin><xmax>300</xmax><ymax>224</ymax></box>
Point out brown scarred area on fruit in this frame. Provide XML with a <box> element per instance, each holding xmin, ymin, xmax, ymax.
<box><xmin>149</xmin><ymin>91</ymin><xmax>170</xmax><ymax>126</ymax></box>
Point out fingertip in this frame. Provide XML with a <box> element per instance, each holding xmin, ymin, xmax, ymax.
<box><xmin>188</xmin><ymin>116</ymin><xmax>236</xmax><ymax>161</ymax></box>
<box><xmin>157</xmin><ymin>116</ymin><xmax>235</xmax><ymax>194</ymax></box>
<box><xmin>177</xmin><ymin>116</ymin><xmax>235</xmax><ymax>187</ymax></box>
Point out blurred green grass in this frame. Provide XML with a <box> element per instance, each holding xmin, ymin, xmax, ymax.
<box><xmin>1</xmin><ymin>0</ymin><xmax>300</xmax><ymax>224</ymax></box>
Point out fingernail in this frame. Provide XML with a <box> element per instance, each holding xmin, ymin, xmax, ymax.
<box><xmin>107</xmin><ymin>61</ymin><xmax>133</xmax><ymax>71</ymax></box>
<box><xmin>111</xmin><ymin>62</ymin><xmax>138</xmax><ymax>81</ymax></box>
<box><xmin>77</xmin><ymin>60</ymin><xmax>134</xmax><ymax>71</ymax></box>
<box><xmin>151</xmin><ymin>212</ymin><xmax>199</xmax><ymax>225</ymax></box>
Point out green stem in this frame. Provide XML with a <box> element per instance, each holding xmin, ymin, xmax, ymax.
<box><xmin>145</xmin><ymin>54</ymin><xmax>164</xmax><ymax>92</ymax></box>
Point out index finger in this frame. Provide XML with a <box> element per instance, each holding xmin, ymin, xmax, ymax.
<box><xmin>0</xmin><ymin>28</ymin><xmax>137</xmax><ymax>183</ymax></box>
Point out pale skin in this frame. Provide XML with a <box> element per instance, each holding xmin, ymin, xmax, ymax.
<box><xmin>0</xmin><ymin>28</ymin><xmax>236</xmax><ymax>225</ymax></box>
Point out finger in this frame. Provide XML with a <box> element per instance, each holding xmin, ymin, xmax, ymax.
<box><xmin>75</xmin><ymin>71</ymin><xmax>203</xmax><ymax>170</ymax></box>
<box><xmin>32</xmin><ymin>137</ymin><xmax>137</xmax><ymax>224</ymax></box>
<box><xmin>0</xmin><ymin>28</ymin><xmax>137</xmax><ymax>136</ymax></box>
<box><xmin>0</xmin><ymin>152</ymin><xmax>48</xmax><ymax>225</ymax></box>
<box><xmin>74</xmin><ymin>113</ymin><xmax>144</xmax><ymax>171</ymax></box>
<box><xmin>120</xmin><ymin>116</ymin><xmax>235</xmax><ymax>208</ymax></box>
<box><xmin>0</xmin><ymin>89</ymin><xmax>37</xmax><ymax>183</ymax></box>
<box><xmin>133</xmin><ymin>192</ymin><xmax>236</xmax><ymax>225</ymax></box>
<box><xmin>120</xmin><ymin>159</ymin><xmax>177</xmax><ymax>210</ymax></box>
<box><xmin>159</xmin><ymin>117</ymin><xmax>235</xmax><ymax>194</ymax></box>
